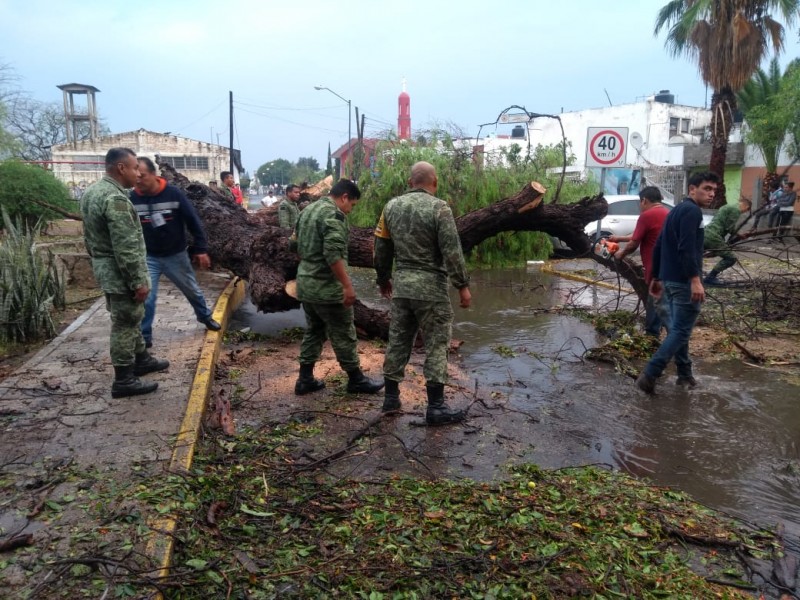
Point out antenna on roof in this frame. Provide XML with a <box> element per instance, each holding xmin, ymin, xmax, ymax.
<box><xmin>604</xmin><ymin>88</ymin><xmax>613</xmax><ymax>107</ymax></box>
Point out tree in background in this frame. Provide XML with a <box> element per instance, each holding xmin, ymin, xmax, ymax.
<box><xmin>5</xmin><ymin>97</ymin><xmax>110</xmax><ymax>161</ymax></box>
<box><xmin>0</xmin><ymin>161</ymin><xmax>75</xmax><ymax>227</ymax></box>
<box><xmin>773</xmin><ymin>58</ymin><xmax>800</xmax><ymax>165</ymax></box>
<box><xmin>0</xmin><ymin>62</ymin><xmax>20</xmax><ymax>157</ymax></box>
<box><xmin>294</xmin><ymin>156</ymin><xmax>321</xmax><ymax>185</ymax></box>
<box><xmin>239</xmin><ymin>172</ymin><xmax>251</xmax><ymax>191</ymax></box>
<box><xmin>256</xmin><ymin>157</ymin><xmax>325</xmax><ymax>188</ymax></box>
<box><xmin>737</xmin><ymin>57</ymin><xmax>793</xmax><ymax>202</ymax></box>
<box><xmin>256</xmin><ymin>158</ymin><xmax>294</xmax><ymax>186</ymax></box>
<box><xmin>325</xmin><ymin>143</ymin><xmax>333</xmax><ymax>176</ymax></box>
<box><xmin>655</xmin><ymin>0</ymin><xmax>799</xmax><ymax>207</ymax></box>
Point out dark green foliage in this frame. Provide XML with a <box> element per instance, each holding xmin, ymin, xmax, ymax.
<box><xmin>0</xmin><ymin>160</ymin><xmax>76</xmax><ymax>227</ymax></box>
<box><xmin>349</xmin><ymin>136</ymin><xmax>596</xmax><ymax>266</ymax></box>
<box><xmin>0</xmin><ymin>209</ymin><xmax>66</xmax><ymax>343</ymax></box>
<box><xmin>144</xmin><ymin>425</ymin><xmax>767</xmax><ymax>599</ymax></box>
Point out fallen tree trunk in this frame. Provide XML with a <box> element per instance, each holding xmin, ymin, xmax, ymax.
<box><xmin>158</xmin><ymin>163</ymin><xmax>645</xmax><ymax>337</ymax></box>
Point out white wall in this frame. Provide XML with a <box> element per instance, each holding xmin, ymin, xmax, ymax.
<box><xmin>742</xmin><ymin>130</ymin><xmax>796</xmax><ymax>168</ymax></box>
<box><xmin>525</xmin><ymin>98</ymin><xmax>711</xmax><ymax>170</ymax></box>
<box><xmin>51</xmin><ymin>129</ymin><xmax>230</xmax><ymax>187</ymax></box>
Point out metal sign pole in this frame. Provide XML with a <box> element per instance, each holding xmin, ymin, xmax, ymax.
<box><xmin>595</xmin><ymin>168</ymin><xmax>607</xmax><ymax>240</ymax></box>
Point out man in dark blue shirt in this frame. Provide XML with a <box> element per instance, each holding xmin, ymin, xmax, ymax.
<box><xmin>636</xmin><ymin>171</ymin><xmax>720</xmax><ymax>394</ymax></box>
<box><xmin>130</xmin><ymin>157</ymin><xmax>221</xmax><ymax>348</ymax></box>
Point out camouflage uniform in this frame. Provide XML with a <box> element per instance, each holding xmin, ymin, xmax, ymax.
<box><xmin>278</xmin><ymin>198</ymin><xmax>300</xmax><ymax>229</ymax></box>
<box><xmin>294</xmin><ymin>197</ymin><xmax>359</xmax><ymax>371</ymax></box>
<box><xmin>220</xmin><ymin>185</ymin><xmax>235</xmax><ymax>202</ymax></box>
<box><xmin>81</xmin><ymin>175</ymin><xmax>150</xmax><ymax>367</ymax></box>
<box><xmin>374</xmin><ymin>189</ymin><xmax>469</xmax><ymax>384</ymax></box>
<box><xmin>704</xmin><ymin>203</ymin><xmax>740</xmax><ymax>273</ymax></box>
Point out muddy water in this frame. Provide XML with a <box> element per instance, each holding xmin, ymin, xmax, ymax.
<box><xmin>231</xmin><ymin>264</ymin><xmax>800</xmax><ymax>542</ymax></box>
<box><xmin>457</xmin><ymin>265</ymin><xmax>800</xmax><ymax>543</ymax></box>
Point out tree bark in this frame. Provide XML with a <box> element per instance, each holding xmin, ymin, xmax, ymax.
<box><xmin>158</xmin><ymin>163</ymin><xmax>640</xmax><ymax>338</ymax></box>
<box><xmin>708</xmin><ymin>87</ymin><xmax>737</xmax><ymax>209</ymax></box>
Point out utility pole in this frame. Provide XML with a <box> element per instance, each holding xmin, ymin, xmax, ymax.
<box><xmin>229</xmin><ymin>91</ymin><xmax>234</xmax><ymax>174</ymax></box>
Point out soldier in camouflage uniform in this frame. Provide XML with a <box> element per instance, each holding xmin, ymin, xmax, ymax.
<box><xmin>374</xmin><ymin>161</ymin><xmax>472</xmax><ymax>425</ymax></box>
<box><xmin>278</xmin><ymin>184</ymin><xmax>302</xmax><ymax>229</ymax></box>
<box><xmin>81</xmin><ymin>148</ymin><xmax>169</xmax><ymax>398</ymax></box>
<box><xmin>703</xmin><ymin>198</ymin><xmax>750</xmax><ymax>285</ymax></box>
<box><xmin>290</xmin><ymin>179</ymin><xmax>383</xmax><ymax>396</ymax></box>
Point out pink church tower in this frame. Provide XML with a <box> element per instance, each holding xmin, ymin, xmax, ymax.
<box><xmin>398</xmin><ymin>78</ymin><xmax>411</xmax><ymax>140</ymax></box>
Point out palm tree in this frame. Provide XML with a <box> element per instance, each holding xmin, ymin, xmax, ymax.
<box><xmin>654</xmin><ymin>0</ymin><xmax>799</xmax><ymax>207</ymax></box>
<box><xmin>737</xmin><ymin>57</ymin><xmax>785</xmax><ymax>203</ymax></box>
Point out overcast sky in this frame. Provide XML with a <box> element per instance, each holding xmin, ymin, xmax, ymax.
<box><xmin>2</xmin><ymin>0</ymin><xmax>799</xmax><ymax>174</ymax></box>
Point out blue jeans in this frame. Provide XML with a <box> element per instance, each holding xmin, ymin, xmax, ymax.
<box><xmin>644</xmin><ymin>282</ymin><xmax>700</xmax><ymax>379</ymax></box>
<box><xmin>141</xmin><ymin>252</ymin><xmax>213</xmax><ymax>344</ymax></box>
<box><xmin>644</xmin><ymin>293</ymin><xmax>670</xmax><ymax>337</ymax></box>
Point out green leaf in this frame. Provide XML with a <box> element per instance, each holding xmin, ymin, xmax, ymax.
<box><xmin>206</xmin><ymin>570</ymin><xmax>224</xmax><ymax>584</ymax></box>
<box><xmin>186</xmin><ymin>558</ymin><xmax>208</xmax><ymax>570</ymax></box>
<box><xmin>240</xmin><ymin>504</ymin><xmax>275</xmax><ymax>517</ymax></box>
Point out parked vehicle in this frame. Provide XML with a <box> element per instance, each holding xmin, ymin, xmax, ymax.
<box><xmin>551</xmin><ymin>195</ymin><xmax>713</xmax><ymax>252</ymax></box>
<box><xmin>584</xmin><ymin>195</ymin><xmax>673</xmax><ymax>241</ymax></box>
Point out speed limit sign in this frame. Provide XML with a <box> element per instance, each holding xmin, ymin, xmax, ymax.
<box><xmin>586</xmin><ymin>127</ymin><xmax>628</xmax><ymax>168</ymax></box>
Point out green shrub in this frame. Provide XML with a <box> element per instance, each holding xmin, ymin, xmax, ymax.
<box><xmin>350</xmin><ymin>137</ymin><xmax>596</xmax><ymax>266</ymax></box>
<box><xmin>0</xmin><ymin>160</ymin><xmax>77</xmax><ymax>228</ymax></box>
<box><xmin>0</xmin><ymin>209</ymin><xmax>66</xmax><ymax>343</ymax></box>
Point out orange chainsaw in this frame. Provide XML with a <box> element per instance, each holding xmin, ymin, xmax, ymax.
<box><xmin>593</xmin><ymin>238</ymin><xmax>619</xmax><ymax>259</ymax></box>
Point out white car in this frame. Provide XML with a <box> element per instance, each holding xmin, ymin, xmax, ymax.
<box><xmin>584</xmin><ymin>194</ymin><xmax>713</xmax><ymax>242</ymax></box>
<box><xmin>550</xmin><ymin>194</ymin><xmax>714</xmax><ymax>253</ymax></box>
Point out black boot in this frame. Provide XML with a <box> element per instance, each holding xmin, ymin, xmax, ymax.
<box><xmin>346</xmin><ymin>369</ymin><xmax>384</xmax><ymax>394</ymax></box>
<box><xmin>111</xmin><ymin>366</ymin><xmax>158</xmax><ymax>398</ymax></box>
<box><xmin>425</xmin><ymin>383</ymin><xmax>465</xmax><ymax>425</ymax></box>
<box><xmin>133</xmin><ymin>351</ymin><xmax>170</xmax><ymax>375</ymax></box>
<box><xmin>703</xmin><ymin>270</ymin><xmax>721</xmax><ymax>286</ymax></box>
<box><xmin>382</xmin><ymin>379</ymin><xmax>401</xmax><ymax>412</ymax></box>
<box><xmin>295</xmin><ymin>363</ymin><xmax>325</xmax><ymax>395</ymax></box>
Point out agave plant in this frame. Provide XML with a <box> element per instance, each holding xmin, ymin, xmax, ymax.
<box><xmin>0</xmin><ymin>208</ymin><xmax>66</xmax><ymax>343</ymax></box>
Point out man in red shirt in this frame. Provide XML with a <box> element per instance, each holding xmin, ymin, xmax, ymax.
<box><xmin>609</xmin><ymin>186</ymin><xmax>670</xmax><ymax>337</ymax></box>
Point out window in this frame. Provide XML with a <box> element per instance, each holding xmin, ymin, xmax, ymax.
<box><xmin>681</xmin><ymin>118</ymin><xmax>690</xmax><ymax>133</ymax></box>
<box><xmin>669</xmin><ymin>117</ymin><xmax>679</xmax><ymax>137</ymax></box>
<box><xmin>161</xmin><ymin>155</ymin><xmax>209</xmax><ymax>170</ymax></box>
<box><xmin>607</xmin><ymin>200</ymin><xmax>640</xmax><ymax>216</ymax></box>
<box><xmin>70</xmin><ymin>155</ymin><xmax>105</xmax><ymax>171</ymax></box>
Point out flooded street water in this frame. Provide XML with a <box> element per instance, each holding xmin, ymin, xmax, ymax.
<box><xmin>231</xmin><ymin>262</ymin><xmax>800</xmax><ymax>545</ymax></box>
<box><xmin>458</xmin><ymin>265</ymin><xmax>800</xmax><ymax>544</ymax></box>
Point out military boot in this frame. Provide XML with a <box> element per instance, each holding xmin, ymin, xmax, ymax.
<box><xmin>346</xmin><ymin>369</ymin><xmax>384</xmax><ymax>394</ymax></box>
<box><xmin>425</xmin><ymin>383</ymin><xmax>465</xmax><ymax>425</ymax></box>
<box><xmin>111</xmin><ymin>366</ymin><xmax>158</xmax><ymax>399</ymax></box>
<box><xmin>133</xmin><ymin>351</ymin><xmax>170</xmax><ymax>376</ymax></box>
<box><xmin>294</xmin><ymin>363</ymin><xmax>325</xmax><ymax>395</ymax></box>
<box><xmin>382</xmin><ymin>378</ymin><xmax>401</xmax><ymax>412</ymax></box>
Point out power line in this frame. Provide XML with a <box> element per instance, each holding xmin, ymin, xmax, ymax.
<box><xmin>235</xmin><ymin>98</ymin><xmax>342</xmax><ymax>112</ymax></box>
<box><xmin>234</xmin><ymin>100</ymin><xmax>349</xmax><ymax>124</ymax></box>
<box><xmin>235</xmin><ymin>106</ymin><xmax>345</xmax><ymax>135</ymax></box>
<box><xmin>173</xmin><ymin>100</ymin><xmax>227</xmax><ymax>134</ymax></box>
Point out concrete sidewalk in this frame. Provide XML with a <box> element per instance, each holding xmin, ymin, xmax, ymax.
<box><xmin>0</xmin><ymin>270</ymin><xmax>236</xmax><ymax>595</ymax></box>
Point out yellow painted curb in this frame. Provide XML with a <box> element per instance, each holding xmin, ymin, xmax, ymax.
<box><xmin>144</xmin><ymin>277</ymin><xmax>247</xmax><ymax>596</ymax></box>
<box><xmin>542</xmin><ymin>260</ymin><xmax>636</xmax><ymax>294</ymax></box>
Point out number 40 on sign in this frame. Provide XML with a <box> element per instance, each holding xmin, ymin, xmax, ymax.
<box><xmin>585</xmin><ymin>127</ymin><xmax>628</xmax><ymax>168</ymax></box>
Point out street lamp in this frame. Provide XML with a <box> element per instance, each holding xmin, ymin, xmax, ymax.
<box><xmin>315</xmin><ymin>85</ymin><xmax>351</xmax><ymax>178</ymax></box>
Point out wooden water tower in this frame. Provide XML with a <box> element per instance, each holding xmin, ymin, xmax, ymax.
<box><xmin>57</xmin><ymin>83</ymin><xmax>100</xmax><ymax>147</ymax></box>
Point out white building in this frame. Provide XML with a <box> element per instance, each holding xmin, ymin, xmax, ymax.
<box><xmin>462</xmin><ymin>91</ymin><xmax>745</xmax><ymax>198</ymax></box>
<box><xmin>524</xmin><ymin>91</ymin><xmax>714</xmax><ymax>169</ymax></box>
<box><xmin>51</xmin><ymin>129</ymin><xmax>240</xmax><ymax>189</ymax></box>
